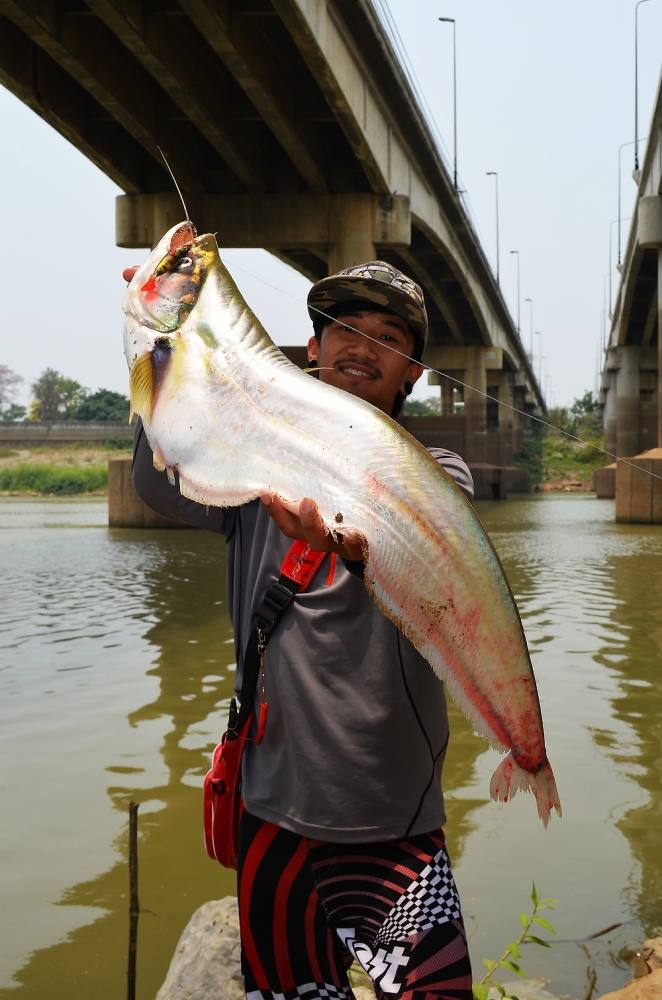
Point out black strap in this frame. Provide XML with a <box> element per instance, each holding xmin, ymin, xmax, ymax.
<box><xmin>231</xmin><ymin>573</ymin><xmax>302</xmax><ymax>734</ymax></box>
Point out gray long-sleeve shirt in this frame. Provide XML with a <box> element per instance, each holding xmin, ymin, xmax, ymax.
<box><xmin>132</xmin><ymin>422</ymin><xmax>474</xmax><ymax>842</ymax></box>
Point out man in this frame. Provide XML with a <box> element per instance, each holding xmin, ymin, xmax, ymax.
<box><xmin>131</xmin><ymin>258</ymin><xmax>474</xmax><ymax>1000</ymax></box>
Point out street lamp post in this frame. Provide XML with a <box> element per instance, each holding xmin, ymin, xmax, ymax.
<box><xmin>486</xmin><ymin>171</ymin><xmax>500</xmax><ymax>286</ymax></box>
<box><xmin>534</xmin><ymin>331</ymin><xmax>542</xmax><ymax>387</ymax></box>
<box><xmin>609</xmin><ymin>218</ymin><xmax>630</xmax><ymax>315</ymax></box>
<box><xmin>635</xmin><ymin>0</ymin><xmax>653</xmax><ymax>173</ymax></box>
<box><xmin>510</xmin><ymin>250</ymin><xmax>520</xmax><ymax>335</ymax></box>
<box><xmin>439</xmin><ymin>17</ymin><xmax>458</xmax><ymax>191</ymax></box>
<box><xmin>525</xmin><ymin>297</ymin><xmax>534</xmax><ymax>361</ymax></box>
<box><xmin>618</xmin><ymin>136</ymin><xmax>647</xmax><ymax>267</ymax></box>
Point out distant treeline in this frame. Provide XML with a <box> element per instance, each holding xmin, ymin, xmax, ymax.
<box><xmin>0</xmin><ymin>365</ymin><xmax>129</xmax><ymax>423</ymax></box>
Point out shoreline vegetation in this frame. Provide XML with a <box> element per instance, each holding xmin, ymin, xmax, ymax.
<box><xmin>0</xmin><ymin>443</ymin><xmax>130</xmax><ymax>496</ymax></box>
<box><xmin>0</xmin><ymin>435</ymin><xmax>609</xmax><ymax>497</ymax></box>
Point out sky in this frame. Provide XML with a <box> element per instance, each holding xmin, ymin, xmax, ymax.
<box><xmin>2</xmin><ymin>0</ymin><xmax>662</xmax><ymax>410</ymax></box>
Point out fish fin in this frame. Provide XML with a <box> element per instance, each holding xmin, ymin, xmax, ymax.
<box><xmin>490</xmin><ymin>753</ymin><xmax>562</xmax><ymax>828</ymax></box>
<box><xmin>129</xmin><ymin>353</ymin><xmax>153</xmax><ymax>421</ymax></box>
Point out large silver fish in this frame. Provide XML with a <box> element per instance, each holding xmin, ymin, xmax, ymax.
<box><xmin>123</xmin><ymin>221</ymin><xmax>561</xmax><ymax>825</ymax></box>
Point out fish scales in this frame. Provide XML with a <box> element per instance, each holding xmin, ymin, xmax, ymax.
<box><xmin>123</xmin><ymin>222</ymin><xmax>561</xmax><ymax>825</ymax></box>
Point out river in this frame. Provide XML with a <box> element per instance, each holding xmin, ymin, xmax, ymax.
<box><xmin>1</xmin><ymin>494</ymin><xmax>660</xmax><ymax>999</ymax></box>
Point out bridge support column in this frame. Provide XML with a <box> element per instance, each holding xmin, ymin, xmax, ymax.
<box><xmin>616</xmin><ymin>345</ymin><xmax>641</xmax><ymax>458</ymax></box>
<box><xmin>328</xmin><ymin>194</ymin><xmax>376</xmax><ymax>273</ymax></box>
<box><xmin>492</xmin><ymin>370</ymin><xmax>515</xmax><ymax>467</ymax></box>
<box><xmin>659</xmin><ymin>249</ymin><xmax>662</xmax><ymax>448</ymax></box>
<box><xmin>604</xmin><ymin>369</ymin><xmax>617</xmax><ymax>458</ymax></box>
<box><xmin>463</xmin><ymin>349</ymin><xmax>487</xmax><ymax>465</ymax></box>
<box><xmin>439</xmin><ymin>378</ymin><xmax>455</xmax><ymax>416</ymax></box>
<box><xmin>614</xmin><ymin>234</ymin><xmax>662</xmax><ymax>522</ymax></box>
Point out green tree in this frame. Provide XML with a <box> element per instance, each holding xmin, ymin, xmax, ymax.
<box><xmin>404</xmin><ymin>395</ymin><xmax>441</xmax><ymax>416</ymax></box>
<box><xmin>569</xmin><ymin>390</ymin><xmax>602</xmax><ymax>436</ymax></box>
<box><xmin>545</xmin><ymin>405</ymin><xmax>571</xmax><ymax>435</ymax></box>
<box><xmin>74</xmin><ymin>388</ymin><xmax>130</xmax><ymax>422</ymax></box>
<box><xmin>570</xmin><ymin>389</ymin><xmax>599</xmax><ymax>418</ymax></box>
<box><xmin>0</xmin><ymin>403</ymin><xmax>26</xmax><ymax>422</ymax></box>
<box><xmin>30</xmin><ymin>368</ymin><xmax>87</xmax><ymax>422</ymax></box>
<box><xmin>0</xmin><ymin>365</ymin><xmax>24</xmax><ymax>413</ymax></box>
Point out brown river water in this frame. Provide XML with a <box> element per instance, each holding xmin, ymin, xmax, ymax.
<box><xmin>1</xmin><ymin>494</ymin><xmax>661</xmax><ymax>999</ymax></box>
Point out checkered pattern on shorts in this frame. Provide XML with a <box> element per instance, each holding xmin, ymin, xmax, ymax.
<box><xmin>376</xmin><ymin>846</ymin><xmax>462</xmax><ymax>945</ymax></box>
<box><xmin>247</xmin><ymin>985</ymin><xmax>353</xmax><ymax>1000</ymax></box>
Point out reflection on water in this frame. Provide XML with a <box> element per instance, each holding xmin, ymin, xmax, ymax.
<box><xmin>1</xmin><ymin>495</ymin><xmax>661</xmax><ymax>999</ymax></box>
<box><xmin>0</xmin><ymin>499</ymin><xmax>236</xmax><ymax>999</ymax></box>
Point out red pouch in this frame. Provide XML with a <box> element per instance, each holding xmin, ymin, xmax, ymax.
<box><xmin>203</xmin><ymin>711</ymin><xmax>252</xmax><ymax>869</ymax></box>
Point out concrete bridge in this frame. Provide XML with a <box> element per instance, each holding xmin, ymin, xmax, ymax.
<box><xmin>0</xmin><ymin>0</ymin><xmax>543</xmax><ymax>503</ymax></box>
<box><xmin>597</xmin><ymin>72</ymin><xmax>662</xmax><ymax>522</ymax></box>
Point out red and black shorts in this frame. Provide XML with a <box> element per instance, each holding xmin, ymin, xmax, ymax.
<box><xmin>238</xmin><ymin>810</ymin><xmax>472</xmax><ymax>1000</ymax></box>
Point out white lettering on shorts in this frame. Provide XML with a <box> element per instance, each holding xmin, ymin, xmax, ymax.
<box><xmin>336</xmin><ymin>929</ymin><xmax>410</xmax><ymax>995</ymax></box>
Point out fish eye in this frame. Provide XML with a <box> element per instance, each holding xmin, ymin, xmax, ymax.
<box><xmin>178</xmin><ymin>256</ymin><xmax>192</xmax><ymax>269</ymax></box>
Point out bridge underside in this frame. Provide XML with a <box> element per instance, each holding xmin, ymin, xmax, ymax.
<box><xmin>1</xmin><ymin>0</ymin><xmax>542</xmax><ymax>495</ymax></box>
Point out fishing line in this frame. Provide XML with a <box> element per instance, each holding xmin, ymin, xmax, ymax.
<box><xmin>221</xmin><ymin>252</ymin><xmax>662</xmax><ymax>484</ymax></box>
<box><xmin>157</xmin><ymin>146</ymin><xmax>192</xmax><ymax>226</ymax></box>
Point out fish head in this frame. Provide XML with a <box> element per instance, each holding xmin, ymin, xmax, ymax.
<box><xmin>123</xmin><ymin>221</ymin><xmax>218</xmax><ymax>420</ymax></box>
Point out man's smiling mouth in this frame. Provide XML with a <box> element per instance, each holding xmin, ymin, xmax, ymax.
<box><xmin>337</xmin><ymin>363</ymin><xmax>378</xmax><ymax>379</ymax></box>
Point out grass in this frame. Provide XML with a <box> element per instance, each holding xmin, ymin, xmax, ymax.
<box><xmin>0</xmin><ymin>463</ymin><xmax>107</xmax><ymax>495</ymax></box>
<box><xmin>0</xmin><ymin>444</ymin><xmax>129</xmax><ymax>495</ymax></box>
<box><xmin>514</xmin><ymin>432</ymin><xmax>607</xmax><ymax>487</ymax></box>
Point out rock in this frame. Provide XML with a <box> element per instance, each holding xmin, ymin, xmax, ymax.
<box><xmin>640</xmin><ymin>936</ymin><xmax>662</xmax><ymax>971</ymax></box>
<box><xmin>597</xmin><ymin>967</ymin><xmax>662</xmax><ymax>999</ymax></box>
<box><xmin>156</xmin><ymin>897</ymin><xmax>244</xmax><ymax>1000</ymax></box>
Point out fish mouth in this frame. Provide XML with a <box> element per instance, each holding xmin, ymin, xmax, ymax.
<box><xmin>171</xmin><ymin>221</ymin><xmax>196</xmax><ymax>251</ymax></box>
<box><xmin>335</xmin><ymin>361</ymin><xmax>380</xmax><ymax>380</ymax></box>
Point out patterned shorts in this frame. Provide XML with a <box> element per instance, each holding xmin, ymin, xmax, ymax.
<box><xmin>237</xmin><ymin>810</ymin><xmax>472</xmax><ymax>1000</ymax></box>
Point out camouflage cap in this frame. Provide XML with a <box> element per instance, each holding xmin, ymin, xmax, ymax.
<box><xmin>307</xmin><ymin>260</ymin><xmax>428</xmax><ymax>357</ymax></box>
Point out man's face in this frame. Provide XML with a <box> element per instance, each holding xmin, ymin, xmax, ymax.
<box><xmin>307</xmin><ymin>309</ymin><xmax>424</xmax><ymax>415</ymax></box>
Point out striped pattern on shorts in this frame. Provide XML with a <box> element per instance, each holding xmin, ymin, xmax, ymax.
<box><xmin>238</xmin><ymin>810</ymin><xmax>472</xmax><ymax>1000</ymax></box>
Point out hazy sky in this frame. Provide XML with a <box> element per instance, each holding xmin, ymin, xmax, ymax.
<box><xmin>2</xmin><ymin>0</ymin><xmax>661</xmax><ymax>409</ymax></box>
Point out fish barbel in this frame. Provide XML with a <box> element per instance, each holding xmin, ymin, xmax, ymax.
<box><xmin>123</xmin><ymin>221</ymin><xmax>562</xmax><ymax>825</ymax></box>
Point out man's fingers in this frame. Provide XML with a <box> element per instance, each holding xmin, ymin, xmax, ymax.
<box><xmin>123</xmin><ymin>266</ymin><xmax>140</xmax><ymax>283</ymax></box>
<box><xmin>299</xmin><ymin>498</ymin><xmax>326</xmax><ymax>536</ymax></box>
<box><xmin>260</xmin><ymin>494</ymin><xmax>301</xmax><ymax>538</ymax></box>
<box><xmin>337</xmin><ymin>530</ymin><xmax>365</xmax><ymax>562</ymax></box>
<box><xmin>261</xmin><ymin>493</ymin><xmax>366</xmax><ymax>561</ymax></box>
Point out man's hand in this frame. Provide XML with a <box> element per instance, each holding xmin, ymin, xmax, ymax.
<box><xmin>261</xmin><ymin>495</ymin><xmax>365</xmax><ymax>563</ymax></box>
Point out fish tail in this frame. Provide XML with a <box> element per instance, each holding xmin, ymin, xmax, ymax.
<box><xmin>489</xmin><ymin>753</ymin><xmax>562</xmax><ymax>828</ymax></box>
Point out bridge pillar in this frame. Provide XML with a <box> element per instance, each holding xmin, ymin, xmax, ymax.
<box><xmin>659</xmin><ymin>249</ymin><xmax>662</xmax><ymax>448</ymax></box>
<box><xmin>439</xmin><ymin>377</ymin><xmax>456</xmax><ymax>416</ymax></box>
<box><xmin>616</xmin><ymin>345</ymin><xmax>641</xmax><ymax>457</ymax></box>
<box><xmin>492</xmin><ymin>370</ymin><xmax>515</xmax><ymax>467</ymax></box>
<box><xmin>614</xmin><ymin>240</ymin><xmax>662</xmax><ymax>523</ymax></box>
<box><xmin>328</xmin><ymin>194</ymin><xmax>376</xmax><ymax>273</ymax></box>
<box><xmin>603</xmin><ymin>370</ymin><xmax>617</xmax><ymax>458</ymax></box>
<box><xmin>463</xmin><ymin>349</ymin><xmax>487</xmax><ymax>465</ymax></box>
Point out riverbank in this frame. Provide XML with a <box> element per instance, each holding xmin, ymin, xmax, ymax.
<box><xmin>0</xmin><ymin>443</ymin><xmax>130</xmax><ymax>495</ymax></box>
<box><xmin>514</xmin><ymin>433</ymin><xmax>606</xmax><ymax>492</ymax></box>
<box><xmin>1</xmin><ymin>437</ymin><xmax>609</xmax><ymax>495</ymax></box>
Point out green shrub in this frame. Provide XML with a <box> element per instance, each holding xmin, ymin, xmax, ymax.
<box><xmin>0</xmin><ymin>463</ymin><xmax>107</xmax><ymax>495</ymax></box>
<box><xmin>102</xmin><ymin>437</ymin><xmax>132</xmax><ymax>451</ymax></box>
